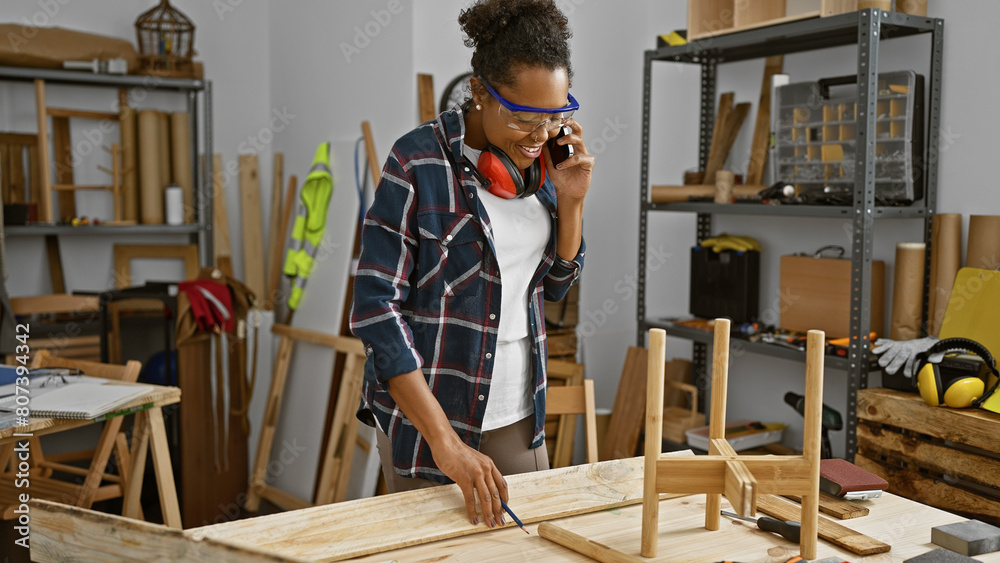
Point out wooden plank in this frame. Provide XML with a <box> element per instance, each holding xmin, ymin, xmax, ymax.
<box><xmin>601</xmin><ymin>346</ymin><xmax>647</xmax><ymax>461</ymax></box>
<box><xmin>857</xmin><ymin>388</ymin><xmax>1000</xmax><ymax>454</ymax></box>
<box><xmin>689</xmin><ymin>10</ymin><xmax>821</xmax><ymax>40</ymax></box>
<box><xmin>197</xmin><ymin>455</ymin><xmax>690</xmax><ymax>562</ymax></box>
<box><xmin>703</xmin><ymin>92</ymin><xmax>733</xmax><ymax>182</ymax></box>
<box><xmin>0</xmin><ymin>144</ymin><xmax>10</xmax><ymax>202</ymax></box>
<box><xmin>734</xmin><ymin>0</ymin><xmax>785</xmax><ymax>29</ymax></box>
<box><xmin>856</xmin><ymin>455</ymin><xmax>1000</xmax><ymax>527</ymax></box>
<box><xmin>756</xmin><ymin>494</ymin><xmax>890</xmax><ymax>555</ymax></box>
<box><xmin>821</xmin><ymin>0</ymin><xmax>859</xmax><ymax>17</ymax></box>
<box><xmin>258</xmin><ymin>484</ymin><xmax>311</xmax><ymax>512</ymax></box>
<box><xmin>210</xmin><ymin>154</ymin><xmax>233</xmax><ymax>274</ymax></box>
<box><xmin>44</xmin><ymin>236</ymin><xmax>66</xmax><ymax>293</ymax></box>
<box><xmin>239</xmin><ymin>154</ymin><xmax>266</xmax><ymax>298</ymax></box>
<box><xmin>30</xmin><ymin>500</ymin><xmax>311</xmax><ymax>563</ymax></box>
<box><xmin>417</xmin><ymin>73</ymin><xmax>436</xmax><ymax>123</ymax></box>
<box><xmin>723</xmin><ymin>459</ymin><xmax>757</xmax><ymax>516</ymax></box>
<box><xmin>0</xmin><ymin>132</ymin><xmax>38</xmax><ymax>145</ymax></box>
<box><xmin>745</xmin><ymin>56</ymin><xmax>783</xmax><ymax>186</ymax></box>
<box><xmin>146</xmin><ymin>406</ymin><xmax>182</xmax><ymax>528</ymax></box>
<box><xmin>783</xmin><ymin>491</ymin><xmax>870</xmax><ymax>520</ymax></box>
<box><xmin>271</xmin><ymin>323</ymin><xmax>366</xmax><ymax>355</ymax></box>
<box><xmin>35</xmin><ymin>79</ymin><xmax>53</xmax><ymax>222</ymax></box>
<box><xmin>265</xmin><ymin>152</ymin><xmax>284</xmax><ymax>309</ymax></box>
<box><xmin>121</xmin><ymin>407</ymin><xmax>150</xmax><ymax>520</ymax></box>
<box><xmin>314</xmin><ymin>350</ymin><xmax>365</xmax><ymax>504</ymax></box>
<box><xmin>858</xmin><ymin>422</ymin><xmax>1000</xmax><ymax>492</ymax></box>
<box><xmin>46</xmin><ymin>107</ymin><xmax>119</xmax><ymax>121</ymax></box>
<box><xmin>704</xmin><ymin>102</ymin><xmax>751</xmax><ymax>185</ymax></box>
<box><xmin>51</xmin><ymin>115</ymin><xmax>77</xmax><ymax>219</ymax></box>
<box><xmin>655</xmin><ymin>456</ymin><xmax>811</xmax><ymax>495</ymax></box>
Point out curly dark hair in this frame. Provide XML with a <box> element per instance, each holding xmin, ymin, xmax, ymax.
<box><xmin>458</xmin><ymin>0</ymin><xmax>573</xmax><ymax>90</ymax></box>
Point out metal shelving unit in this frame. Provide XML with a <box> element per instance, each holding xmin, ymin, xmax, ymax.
<box><xmin>0</xmin><ymin>65</ymin><xmax>214</xmax><ymax>265</ymax></box>
<box><xmin>636</xmin><ymin>9</ymin><xmax>943</xmax><ymax>461</ymax></box>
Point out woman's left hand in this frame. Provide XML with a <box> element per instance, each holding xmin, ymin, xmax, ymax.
<box><xmin>543</xmin><ymin>118</ymin><xmax>594</xmax><ymax>202</ymax></box>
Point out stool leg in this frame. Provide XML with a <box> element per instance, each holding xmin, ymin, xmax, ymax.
<box><xmin>705</xmin><ymin>318</ymin><xmax>731</xmax><ymax>531</ymax></box>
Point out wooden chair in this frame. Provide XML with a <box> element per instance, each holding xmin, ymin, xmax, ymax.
<box><xmin>546</xmin><ymin>359</ymin><xmax>586</xmax><ymax>467</ymax></box>
<box><xmin>6</xmin><ymin>294</ymin><xmax>101</xmax><ymax>363</ymax></box>
<box><xmin>0</xmin><ymin>349</ymin><xmax>142</xmax><ymax>519</ymax></box>
<box><xmin>547</xmin><ymin>379</ymin><xmax>599</xmax><ymax>464</ymax></box>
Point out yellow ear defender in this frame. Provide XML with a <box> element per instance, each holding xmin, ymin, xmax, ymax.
<box><xmin>915</xmin><ymin>338</ymin><xmax>1000</xmax><ymax>408</ymax></box>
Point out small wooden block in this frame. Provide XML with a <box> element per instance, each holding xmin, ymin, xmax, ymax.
<box><xmin>932</xmin><ymin>520</ymin><xmax>1000</xmax><ymax>556</ymax></box>
<box><xmin>905</xmin><ymin>548</ymin><xmax>983</xmax><ymax>563</ymax></box>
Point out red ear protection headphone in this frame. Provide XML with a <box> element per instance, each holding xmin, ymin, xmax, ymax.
<box><xmin>915</xmin><ymin>337</ymin><xmax>1000</xmax><ymax>408</ymax></box>
<box><xmin>475</xmin><ymin>145</ymin><xmax>546</xmax><ymax>199</ymax></box>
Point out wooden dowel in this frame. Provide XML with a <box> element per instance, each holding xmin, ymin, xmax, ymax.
<box><xmin>539</xmin><ymin>522</ymin><xmax>645</xmax><ymax>563</ymax></box>
<box><xmin>641</xmin><ymin>328</ymin><xmax>666</xmax><ymax>558</ymax></box>
<box><xmin>361</xmin><ymin>121</ymin><xmax>380</xmax><ymax>185</ymax></box>
<box><xmin>706</xmin><ymin>317</ymin><xmax>731</xmax><ymax>531</ymax></box>
<box><xmin>34</xmin><ymin>79</ymin><xmax>53</xmax><ymax>222</ymax></box>
<box><xmin>800</xmin><ymin>329</ymin><xmax>825</xmax><ymax>559</ymax></box>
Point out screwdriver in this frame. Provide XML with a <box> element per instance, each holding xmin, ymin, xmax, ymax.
<box><xmin>721</xmin><ymin>510</ymin><xmax>801</xmax><ymax>543</ymax></box>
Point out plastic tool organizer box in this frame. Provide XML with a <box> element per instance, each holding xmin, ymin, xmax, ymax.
<box><xmin>773</xmin><ymin>70</ymin><xmax>925</xmax><ymax>204</ymax></box>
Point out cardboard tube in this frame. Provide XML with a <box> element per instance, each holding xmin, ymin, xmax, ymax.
<box><xmin>650</xmin><ymin>184</ymin><xmax>764</xmax><ymax>203</ymax></box>
<box><xmin>714</xmin><ymin>170</ymin><xmax>734</xmax><ymax>204</ymax></box>
<box><xmin>967</xmin><ymin>215</ymin><xmax>1000</xmax><ymax>271</ymax></box>
<box><xmin>928</xmin><ymin>213</ymin><xmax>962</xmax><ymax>336</ymax></box>
<box><xmin>157</xmin><ymin>111</ymin><xmax>171</xmax><ymax>192</ymax></box>
<box><xmin>137</xmin><ymin>109</ymin><xmax>163</xmax><ymax>224</ymax></box>
<box><xmin>890</xmin><ymin>242</ymin><xmax>926</xmax><ymax>341</ymax></box>
<box><xmin>120</xmin><ymin>102</ymin><xmax>139</xmax><ymax>222</ymax></box>
<box><xmin>170</xmin><ymin>112</ymin><xmax>194</xmax><ymax>223</ymax></box>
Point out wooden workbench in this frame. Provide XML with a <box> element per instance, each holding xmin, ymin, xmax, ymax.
<box><xmin>28</xmin><ymin>456</ymin><xmax>999</xmax><ymax>562</ymax></box>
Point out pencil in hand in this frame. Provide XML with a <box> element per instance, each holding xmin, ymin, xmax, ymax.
<box><xmin>499</xmin><ymin>498</ymin><xmax>529</xmax><ymax>534</ymax></box>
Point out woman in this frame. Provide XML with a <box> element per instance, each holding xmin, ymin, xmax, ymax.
<box><xmin>350</xmin><ymin>0</ymin><xmax>593</xmax><ymax>529</ymax></box>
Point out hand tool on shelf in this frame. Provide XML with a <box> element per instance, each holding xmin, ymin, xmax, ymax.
<box><xmin>721</xmin><ymin>510</ymin><xmax>801</xmax><ymax>543</ymax></box>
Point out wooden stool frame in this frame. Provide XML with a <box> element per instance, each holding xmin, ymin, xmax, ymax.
<box><xmin>641</xmin><ymin>320</ymin><xmax>823</xmax><ymax>559</ymax></box>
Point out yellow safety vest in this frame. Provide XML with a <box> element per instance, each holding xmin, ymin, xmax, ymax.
<box><xmin>283</xmin><ymin>142</ymin><xmax>333</xmax><ymax>310</ymax></box>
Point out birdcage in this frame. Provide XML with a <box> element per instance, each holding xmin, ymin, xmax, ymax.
<box><xmin>134</xmin><ymin>0</ymin><xmax>195</xmax><ymax>77</ymax></box>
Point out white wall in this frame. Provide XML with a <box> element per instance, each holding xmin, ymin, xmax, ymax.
<box><xmin>3</xmin><ymin>0</ymin><xmax>998</xmax><ymax>474</ymax></box>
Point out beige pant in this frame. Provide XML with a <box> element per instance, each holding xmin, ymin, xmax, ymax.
<box><xmin>376</xmin><ymin>415</ymin><xmax>549</xmax><ymax>493</ymax></box>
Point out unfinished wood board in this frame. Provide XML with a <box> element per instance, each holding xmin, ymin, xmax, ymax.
<box><xmin>34</xmin><ymin>78</ymin><xmax>54</xmax><ymax>222</ymax></box>
<box><xmin>113</xmin><ymin>244</ymin><xmax>199</xmax><ymax>288</ymax></box>
<box><xmin>45</xmin><ymin>236</ymin><xmax>66</xmax><ymax>294</ymax></box>
<box><xmin>240</xmin><ymin>154</ymin><xmax>266</xmax><ymax>299</ymax></box>
<box><xmin>208</xmin><ymin>154</ymin><xmax>233</xmax><ymax>271</ymax></box>
<box><xmin>757</xmin><ymin>494</ymin><xmax>889</xmax><ymax>555</ymax></box>
<box><xmin>600</xmin><ymin>346</ymin><xmax>647</xmax><ymax>461</ymax></box>
<box><xmin>734</xmin><ymin>0</ymin><xmax>785</xmax><ymax>29</ymax></box>
<box><xmin>265</xmin><ymin>152</ymin><xmax>284</xmax><ymax>309</ymax></box>
<box><xmin>704</xmin><ymin>102</ymin><xmax>750</xmax><ymax>185</ymax></box>
<box><xmin>30</xmin><ymin>481</ymin><xmax>991</xmax><ymax>562</ymax></box>
<box><xmin>822</xmin><ymin>0</ymin><xmax>860</xmax><ymax>17</ymax></box>
<box><xmin>418</xmin><ymin>73</ymin><xmax>436</xmax><ymax>123</ymax></box>
<box><xmin>745</xmin><ymin>56</ymin><xmax>783</xmax><ymax>185</ymax></box>
<box><xmin>204</xmin><ymin>455</ymin><xmax>689</xmax><ymax>561</ymax></box>
<box><xmin>784</xmin><ymin>491</ymin><xmax>870</xmax><ymax>519</ymax></box>
<box><xmin>31</xmin><ymin>500</ymin><xmax>309</xmax><ymax>563</ymax></box>
<box><xmin>547</xmin><ymin>359</ymin><xmax>586</xmax><ymax>468</ymax></box>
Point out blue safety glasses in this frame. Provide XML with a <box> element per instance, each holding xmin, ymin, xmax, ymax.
<box><xmin>481</xmin><ymin>80</ymin><xmax>579</xmax><ymax>133</ymax></box>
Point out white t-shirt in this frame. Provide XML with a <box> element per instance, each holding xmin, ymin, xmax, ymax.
<box><xmin>463</xmin><ymin>144</ymin><xmax>551</xmax><ymax>431</ymax></box>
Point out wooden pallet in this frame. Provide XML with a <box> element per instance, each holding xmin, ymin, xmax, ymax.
<box><xmin>857</xmin><ymin>387</ymin><xmax>1000</xmax><ymax>526</ymax></box>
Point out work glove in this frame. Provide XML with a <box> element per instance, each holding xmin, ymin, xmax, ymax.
<box><xmin>872</xmin><ymin>336</ymin><xmax>942</xmax><ymax>378</ymax></box>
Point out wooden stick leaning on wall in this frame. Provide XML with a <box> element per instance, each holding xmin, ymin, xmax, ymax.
<box><xmin>245</xmin><ymin>324</ymin><xmax>367</xmax><ymax>512</ymax></box>
<box><xmin>417</xmin><ymin>74</ymin><xmax>436</xmax><ymax>124</ymax></box>
<box><xmin>240</xmin><ymin>154</ymin><xmax>266</xmax><ymax>299</ymax></box>
<box><xmin>745</xmin><ymin>56</ymin><xmax>783</xmax><ymax>186</ymax></box>
<box><xmin>264</xmin><ymin>153</ymin><xmax>284</xmax><ymax>310</ymax></box>
<box><xmin>209</xmin><ymin>154</ymin><xmax>233</xmax><ymax>277</ymax></box>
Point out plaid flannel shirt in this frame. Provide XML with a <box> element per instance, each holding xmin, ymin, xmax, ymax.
<box><xmin>350</xmin><ymin>106</ymin><xmax>585</xmax><ymax>483</ymax></box>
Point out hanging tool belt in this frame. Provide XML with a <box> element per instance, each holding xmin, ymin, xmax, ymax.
<box><xmin>176</xmin><ymin>268</ymin><xmax>258</xmax><ymax>472</ymax></box>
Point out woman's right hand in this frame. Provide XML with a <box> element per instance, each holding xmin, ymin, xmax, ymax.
<box><xmin>431</xmin><ymin>434</ymin><xmax>508</xmax><ymax>527</ymax></box>
<box><xmin>385</xmin><ymin>369</ymin><xmax>507</xmax><ymax>527</ymax></box>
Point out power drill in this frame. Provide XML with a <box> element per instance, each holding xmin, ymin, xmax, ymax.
<box><xmin>784</xmin><ymin>391</ymin><xmax>843</xmax><ymax>459</ymax></box>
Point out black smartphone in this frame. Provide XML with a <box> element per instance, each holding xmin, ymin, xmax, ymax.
<box><xmin>547</xmin><ymin>125</ymin><xmax>573</xmax><ymax>166</ymax></box>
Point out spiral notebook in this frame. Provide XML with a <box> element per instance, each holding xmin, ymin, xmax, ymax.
<box><xmin>0</xmin><ymin>382</ymin><xmax>153</xmax><ymax>420</ymax></box>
